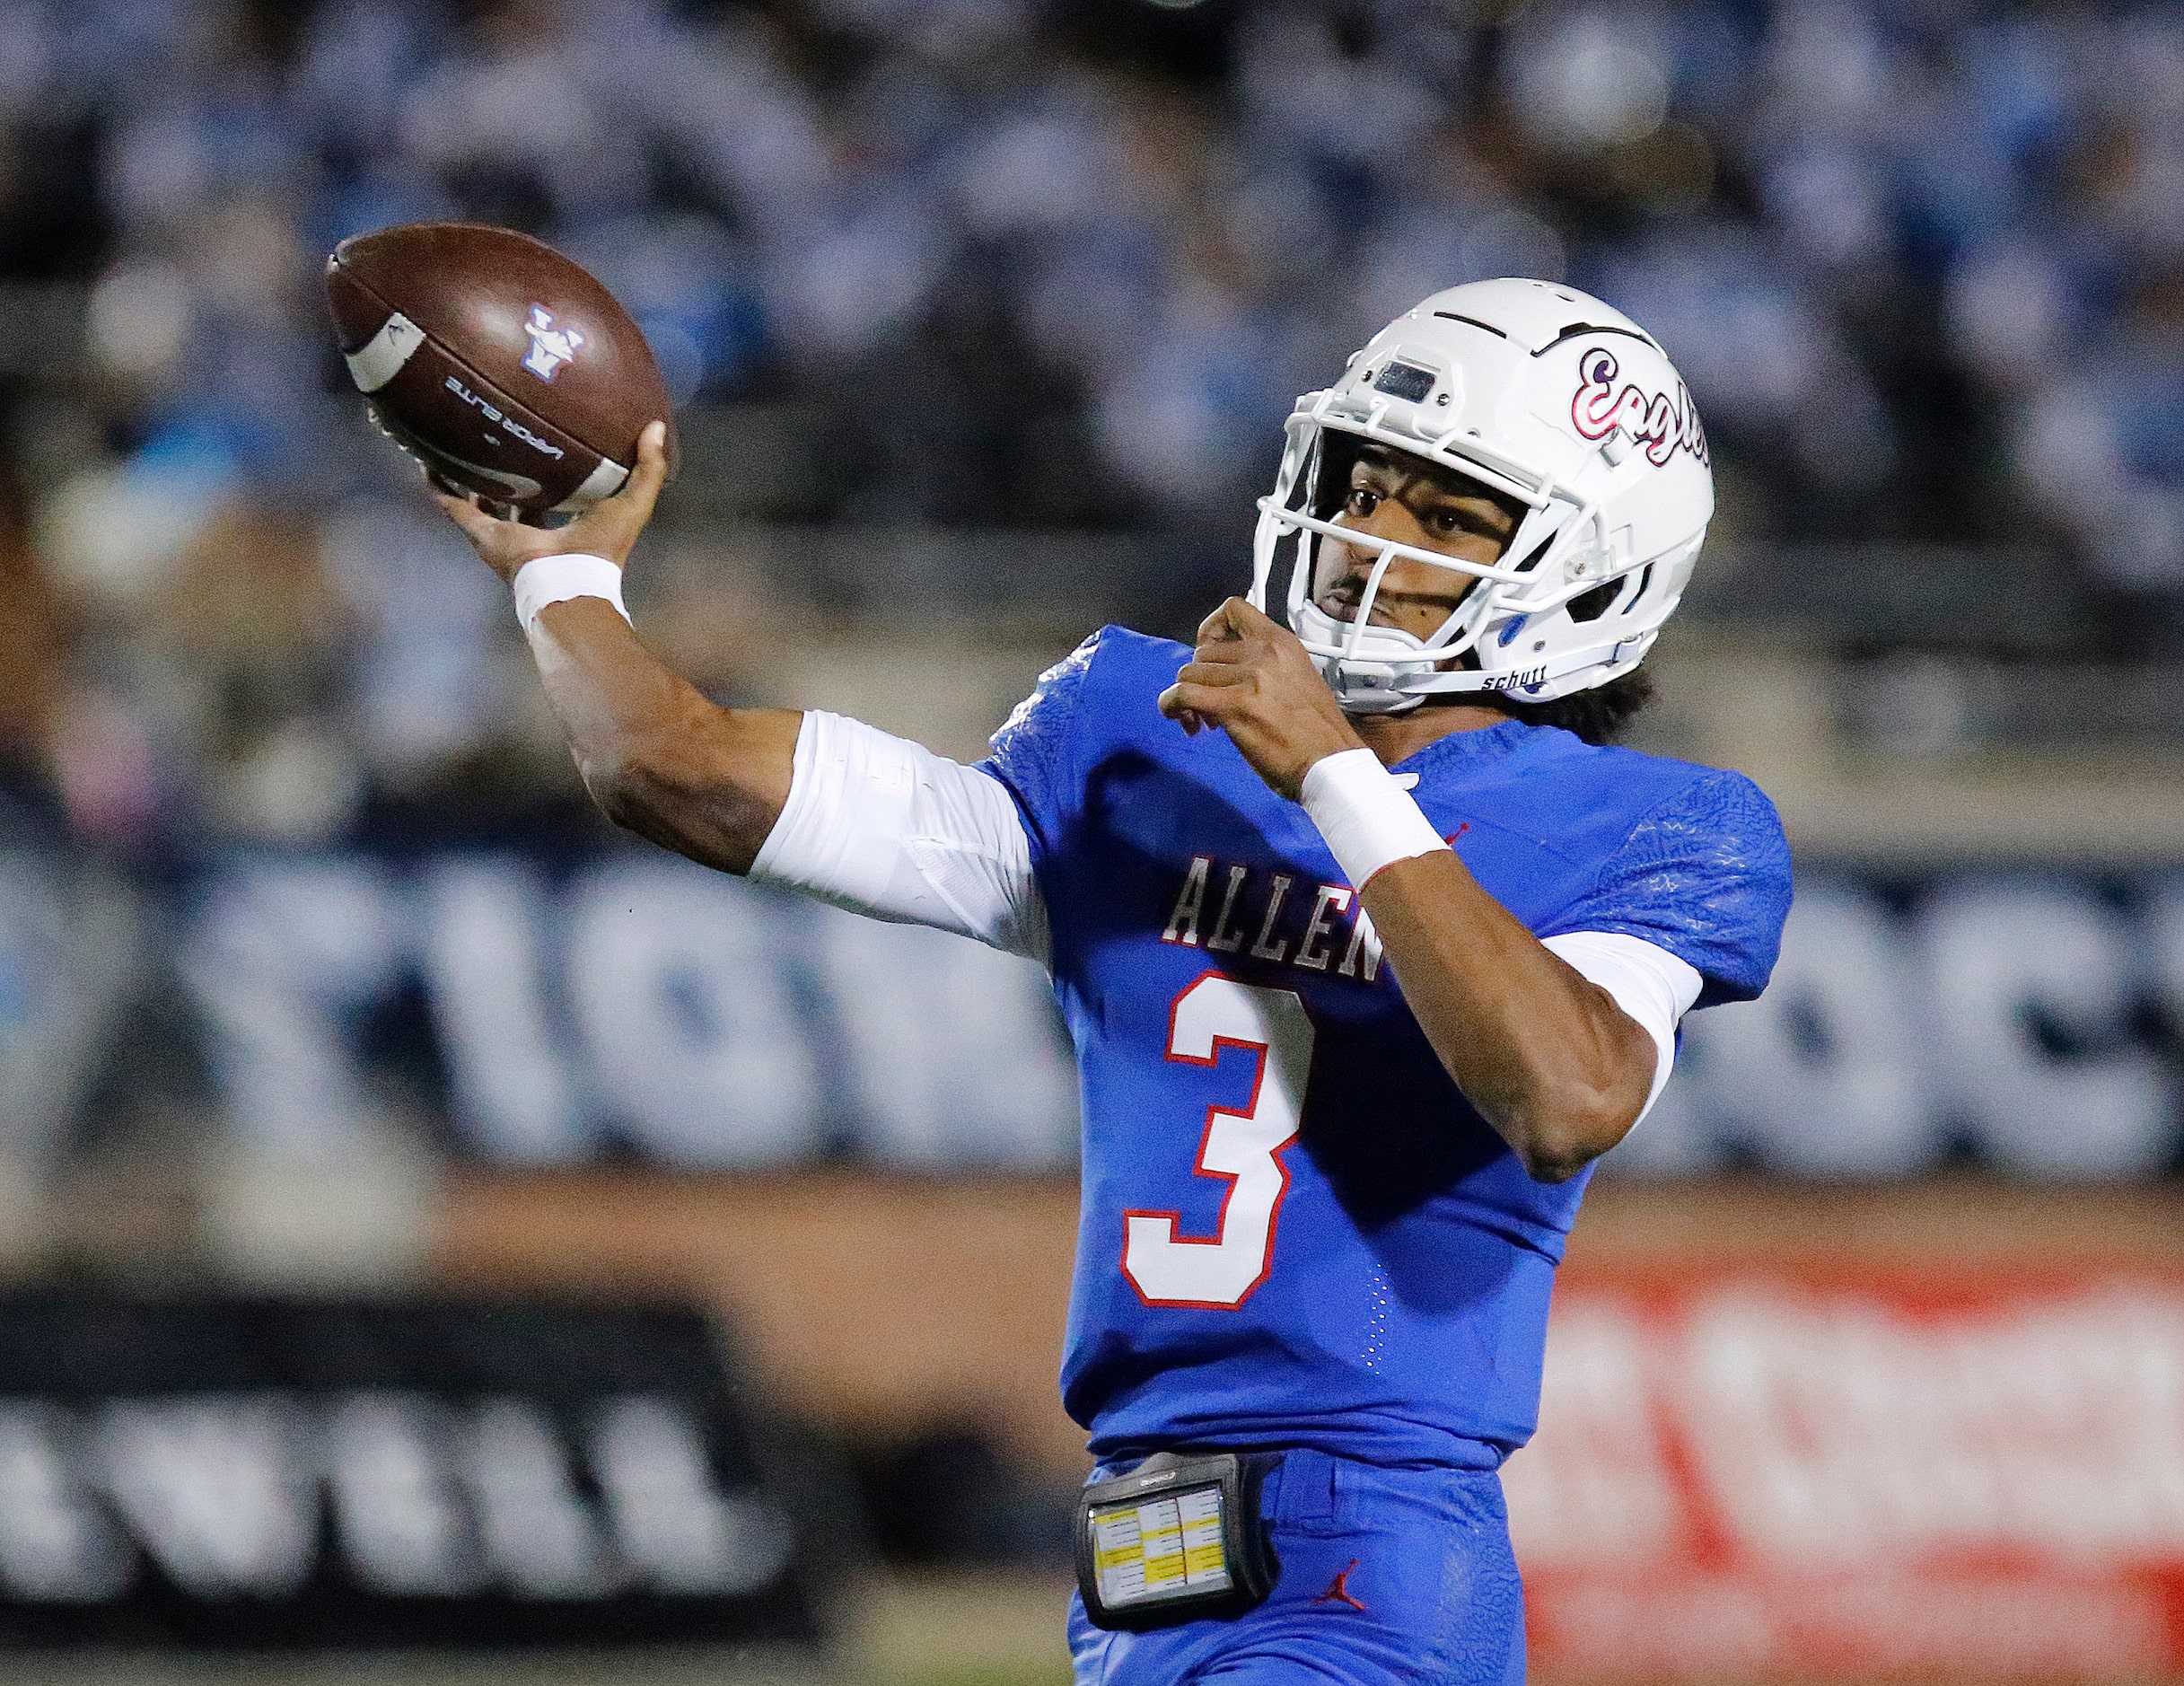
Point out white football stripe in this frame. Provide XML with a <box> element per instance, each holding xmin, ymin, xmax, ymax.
<box><xmin>419</xmin><ymin>446</ymin><xmax>543</xmax><ymax>501</ymax></box>
<box><xmin>551</xmin><ymin>455</ymin><xmax>629</xmax><ymax>512</ymax></box>
<box><xmin>343</xmin><ymin>312</ymin><xmax>425</xmax><ymax>392</ymax></box>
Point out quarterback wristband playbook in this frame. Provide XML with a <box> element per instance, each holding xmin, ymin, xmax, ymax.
<box><xmin>1301</xmin><ymin>747</ymin><xmax>1451</xmax><ymax>889</ymax></box>
<box><xmin>511</xmin><ymin>552</ymin><xmax>631</xmax><ymax>633</ymax></box>
<box><xmin>1074</xmin><ymin>1451</ymin><xmax>1277</xmax><ymax>1630</ymax></box>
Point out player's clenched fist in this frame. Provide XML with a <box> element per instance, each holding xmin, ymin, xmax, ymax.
<box><xmin>1157</xmin><ymin>597</ymin><xmax>1366</xmax><ymax>801</ymax></box>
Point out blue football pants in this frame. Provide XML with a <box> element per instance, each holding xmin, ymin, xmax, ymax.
<box><xmin>1068</xmin><ymin>1451</ymin><xmax>1526</xmax><ymax>1686</ymax></box>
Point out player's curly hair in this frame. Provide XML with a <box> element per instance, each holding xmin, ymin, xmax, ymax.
<box><xmin>1487</xmin><ymin>668</ymin><xmax>1654</xmax><ymax>746</ymax></box>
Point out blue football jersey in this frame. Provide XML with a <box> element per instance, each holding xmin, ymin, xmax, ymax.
<box><xmin>979</xmin><ymin>628</ymin><xmax>1791</xmax><ymax>1470</ymax></box>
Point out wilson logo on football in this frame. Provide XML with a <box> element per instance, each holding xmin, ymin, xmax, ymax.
<box><xmin>1571</xmin><ymin>347</ymin><xmax>1708</xmax><ymax>468</ymax></box>
<box><xmin>521</xmin><ymin>306</ymin><xmax>584</xmax><ymax>382</ymax></box>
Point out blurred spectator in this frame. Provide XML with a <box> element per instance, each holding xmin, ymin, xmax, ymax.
<box><xmin>0</xmin><ymin>0</ymin><xmax>2176</xmax><ymax>842</ymax></box>
<box><xmin>0</xmin><ymin>468</ymin><xmax>58</xmax><ymax>779</ymax></box>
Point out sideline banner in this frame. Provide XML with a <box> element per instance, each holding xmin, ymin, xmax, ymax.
<box><xmin>1507</xmin><ymin>1267</ymin><xmax>2184</xmax><ymax>1681</ymax></box>
<box><xmin>3</xmin><ymin>824</ymin><xmax>2180</xmax><ymax>1177</ymax></box>
<box><xmin>0</xmin><ymin>1295</ymin><xmax>825</xmax><ymax>1649</ymax></box>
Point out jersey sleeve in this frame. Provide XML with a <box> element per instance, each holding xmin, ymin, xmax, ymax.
<box><xmin>976</xmin><ymin>628</ymin><xmax>1106</xmax><ymax>874</ymax></box>
<box><xmin>1539</xmin><ymin>768</ymin><xmax>1792</xmax><ymax>1007</ymax></box>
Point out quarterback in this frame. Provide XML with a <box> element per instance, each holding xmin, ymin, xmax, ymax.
<box><xmin>431</xmin><ymin>279</ymin><xmax>1790</xmax><ymax>1683</ymax></box>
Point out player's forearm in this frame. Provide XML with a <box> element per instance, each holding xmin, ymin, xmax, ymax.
<box><xmin>1360</xmin><ymin>852</ymin><xmax>1655</xmax><ymax>1181</ymax></box>
<box><xmin>527</xmin><ymin>599</ymin><xmax>799</xmax><ymax>874</ymax></box>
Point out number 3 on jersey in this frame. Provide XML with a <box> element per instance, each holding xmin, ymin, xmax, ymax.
<box><xmin>1123</xmin><ymin>974</ymin><xmax>1317</xmax><ymax>1308</ymax></box>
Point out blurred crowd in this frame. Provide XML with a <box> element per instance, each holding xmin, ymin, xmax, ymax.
<box><xmin>0</xmin><ymin>0</ymin><xmax>2179</xmax><ymax>847</ymax></box>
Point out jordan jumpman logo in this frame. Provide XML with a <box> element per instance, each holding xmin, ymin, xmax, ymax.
<box><xmin>1312</xmin><ymin>1559</ymin><xmax>1367</xmax><ymax>1611</ymax></box>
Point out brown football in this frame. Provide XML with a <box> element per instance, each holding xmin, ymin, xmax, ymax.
<box><xmin>325</xmin><ymin>223</ymin><xmax>676</xmax><ymax>517</ymax></box>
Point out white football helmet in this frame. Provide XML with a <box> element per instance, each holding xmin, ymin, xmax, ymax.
<box><xmin>1250</xmin><ymin>277</ymin><xmax>1714</xmax><ymax>714</ymax></box>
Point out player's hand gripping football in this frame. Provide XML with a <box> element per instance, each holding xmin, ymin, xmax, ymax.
<box><xmin>1158</xmin><ymin>598</ymin><xmax>1367</xmax><ymax>801</ymax></box>
<box><xmin>427</xmin><ymin>419</ymin><xmax>671</xmax><ymax>582</ymax></box>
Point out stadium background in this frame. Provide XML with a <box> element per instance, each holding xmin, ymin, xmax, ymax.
<box><xmin>0</xmin><ymin>0</ymin><xmax>2181</xmax><ymax>1680</ymax></box>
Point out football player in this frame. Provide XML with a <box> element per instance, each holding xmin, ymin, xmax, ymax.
<box><xmin>431</xmin><ymin>278</ymin><xmax>1790</xmax><ymax>1684</ymax></box>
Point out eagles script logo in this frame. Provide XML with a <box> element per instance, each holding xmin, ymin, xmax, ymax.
<box><xmin>1571</xmin><ymin>347</ymin><xmax>1708</xmax><ymax>467</ymax></box>
<box><xmin>520</xmin><ymin>306</ymin><xmax>584</xmax><ymax>382</ymax></box>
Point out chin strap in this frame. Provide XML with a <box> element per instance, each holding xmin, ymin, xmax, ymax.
<box><xmin>1390</xmin><ymin>636</ymin><xmax>1650</xmax><ymax>698</ymax></box>
<box><xmin>1310</xmin><ymin>635</ymin><xmax>1648</xmax><ymax>715</ymax></box>
<box><xmin>1321</xmin><ymin>663</ymin><xmax>1428</xmax><ymax>716</ymax></box>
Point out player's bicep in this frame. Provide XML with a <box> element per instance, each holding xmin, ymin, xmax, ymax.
<box><xmin>749</xmin><ymin>711</ymin><xmax>1047</xmax><ymax>961</ymax></box>
<box><xmin>899</xmin><ymin>762</ymin><xmax>1048</xmax><ymax>962</ymax></box>
<box><xmin>1539</xmin><ymin>932</ymin><xmax>1701</xmax><ymax>1122</ymax></box>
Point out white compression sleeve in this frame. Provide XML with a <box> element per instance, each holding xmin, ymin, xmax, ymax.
<box><xmin>1539</xmin><ymin>931</ymin><xmax>1704</xmax><ymax>1123</ymax></box>
<box><xmin>748</xmin><ymin>711</ymin><xmax>1048</xmax><ymax>964</ymax></box>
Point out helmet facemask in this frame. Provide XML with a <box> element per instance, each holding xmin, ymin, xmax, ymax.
<box><xmin>1277</xmin><ymin>429</ymin><xmax>1522</xmax><ymax>714</ymax></box>
<box><xmin>1252</xmin><ymin>405</ymin><xmax>1620</xmax><ymax>716</ymax></box>
<box><xmin>1249</xmin><ymin>279</ymin><xmax>1715</xmax><ymax>718</ymax></box>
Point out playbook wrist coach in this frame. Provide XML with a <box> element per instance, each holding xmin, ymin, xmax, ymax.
<box><xmin>1074</xmin><ymin>1451</ymin><xmax>1277</xmax><ymax>1631</ymax></box>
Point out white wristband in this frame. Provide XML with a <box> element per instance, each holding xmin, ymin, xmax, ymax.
<box><xmin>1301</xmin><ymin>747</ymin><xmax>1451</xmax><ymax>889</ymax></box>
<box><xmin>511</xmin><ymin>553</ymin><xmax>630</xmax><ymax>633</ymax></box>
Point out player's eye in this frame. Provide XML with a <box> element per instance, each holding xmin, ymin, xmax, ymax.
<box><xmin>1346</xmin><ymin>488</ymin><xmax>1380</xmax><ymax>517</ymax></box>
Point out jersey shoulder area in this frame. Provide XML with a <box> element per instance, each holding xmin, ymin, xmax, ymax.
<box><xmin>979</xmin><ymin>626</ymin><xmax>1186</xmax><ymax>850</ymax></box>
<box><xmin>1523</xmin><ymin>733</ymin><xmax>1793</xmax><ymax>1006</ymax></box>
<box><xmin>983</xmin><ymin>626</ymin><xmax>1186</xmax><ymax>779</ymax></box>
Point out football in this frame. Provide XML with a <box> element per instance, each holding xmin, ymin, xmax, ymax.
<box><xmin>324</xmin><ymin>223</ymin><xmax>676</xmax><ymax>518</ymax></box>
